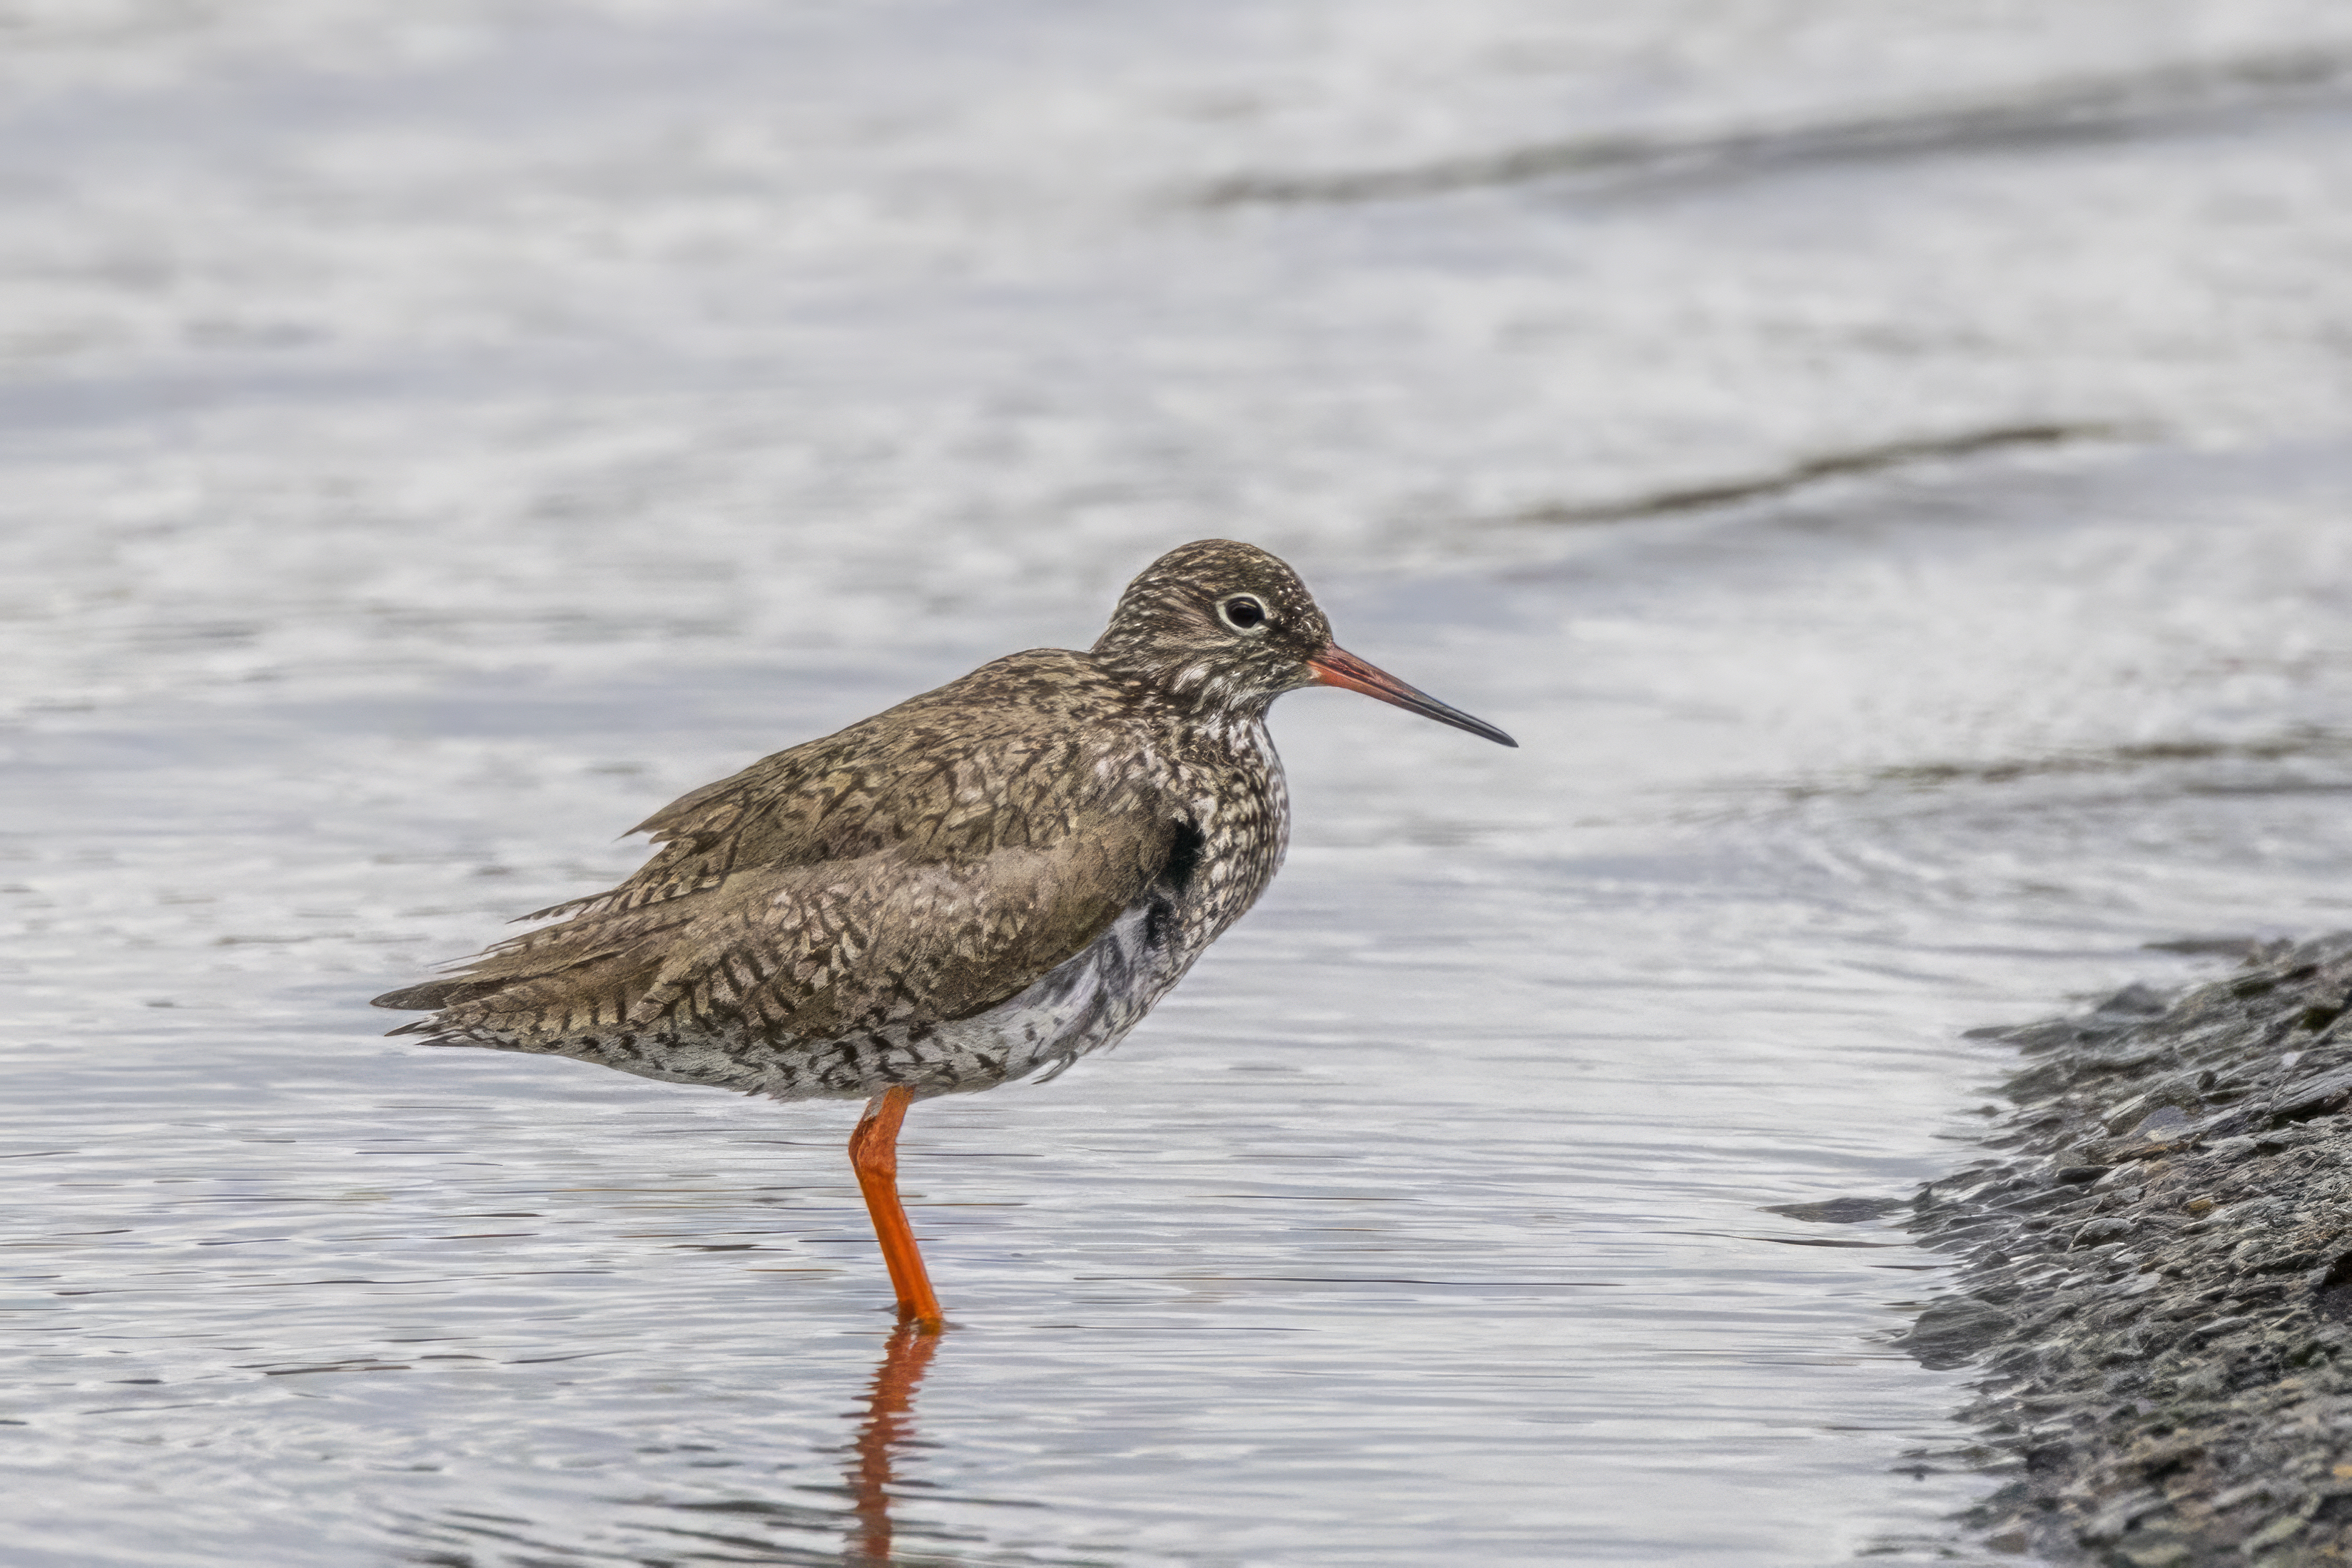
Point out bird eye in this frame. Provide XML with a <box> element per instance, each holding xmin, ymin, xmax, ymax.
<box><xmin>1217</xmin><ymin>594</ymin><xmax>1269</xmax><ymax>633</ymax></box>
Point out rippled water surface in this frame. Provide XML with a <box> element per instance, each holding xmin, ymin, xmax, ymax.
<box><xmin>8</xmin><ymin>4</ymin><xmax>2352</xmax><ymax>1564</ymax></box>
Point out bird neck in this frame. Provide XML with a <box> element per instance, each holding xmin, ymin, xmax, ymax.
<box><xmin>1090</xmin><ymin>638</ymin><xmax>1280</xmax><ymax>728</ymax></box>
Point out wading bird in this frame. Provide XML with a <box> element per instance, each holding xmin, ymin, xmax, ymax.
<box><xmin>374</xmin><ymin>539</ymin><xmax>1514</xmax><ymax>1328</ymax></box>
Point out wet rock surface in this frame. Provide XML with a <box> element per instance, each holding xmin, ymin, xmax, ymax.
<box><xmin>1903</xmin><ymin>935</ymin><xmax>2352</xmax><ymax>1565</ymax></box>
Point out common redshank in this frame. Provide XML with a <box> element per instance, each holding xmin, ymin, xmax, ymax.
<box><xmin>374</xmin><ymin>539</ymin><xmax>1514</xmax><ymax>1328</ymax></box>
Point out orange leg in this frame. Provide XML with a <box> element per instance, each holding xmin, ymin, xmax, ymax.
<box><xmin>848</xmin><ymin>1086</ymin><xmax>943</xmax><ymax>1329</ymax></box>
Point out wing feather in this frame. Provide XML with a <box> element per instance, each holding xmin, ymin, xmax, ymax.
<box><xmin>375</xmin><ymin>651</ymin><xmax>1175</xmax><ymax>1049</ymax></box>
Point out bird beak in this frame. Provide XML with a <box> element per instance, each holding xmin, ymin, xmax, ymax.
<box><xmin>1307</xmin><ymin>645</ymin><xmax>1519</xmax><ymax>748</ymax></box>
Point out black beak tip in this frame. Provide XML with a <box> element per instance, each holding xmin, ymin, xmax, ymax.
<box><xmin>1458</xmin><ymin>716</ymin><xmax>1517</xmax><ymax>748</ymax></box>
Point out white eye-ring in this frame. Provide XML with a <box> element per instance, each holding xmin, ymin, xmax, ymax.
<box><xmin>1217</xmin><ymin>594</ymin><xmax>1270</xmax><ymax>633</ymax></box>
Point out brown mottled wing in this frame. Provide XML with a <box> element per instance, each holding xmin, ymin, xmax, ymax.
<box><xmin>507</xmin><ymin>727</ymin><xmax>893</xmax><ymax>925</ymax></box>
<box><xmin>380</xmin><ymin>828</ymin><xmax>1168</xmax><ymax>1048</ymax></box>
<box><xmin>376</xmin><ymin>653</ymin><xmax>1175</xmax><ymax>1047</ymax></box>
<box><xmin>624</xmin><ymin>836</ymin><xmax>1160</xmax><ymax>1039</ymax></box>
<box><xmin>511</xmin><ymin>656</ymin><xmax>1128</xmax><ymax>924</ymax></box>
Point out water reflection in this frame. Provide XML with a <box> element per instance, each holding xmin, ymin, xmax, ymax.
<box><xmin>844</xmin><ymin>1324</ymin><xmax>946</xmax><ymax>1567</ymax></box>
<box><xmin>388</xmin><ymin>1326</ymin><xmax>965</xmax><ymax>1567</ymax></box>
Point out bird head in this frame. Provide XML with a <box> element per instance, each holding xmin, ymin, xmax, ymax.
<box><xmin>1090</xmin><ymin>539</ymin><xmax>1516</xmax><ymax>747</ymax></box>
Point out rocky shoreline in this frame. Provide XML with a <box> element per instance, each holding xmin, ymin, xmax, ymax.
<box><xmin>1898</xmin><ymin>935</ymin><xmax>2352</xmax><ymax>1565</ymax></box>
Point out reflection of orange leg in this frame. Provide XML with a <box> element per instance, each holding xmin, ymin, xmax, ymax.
<box><xmin>848</xmin><ymin>1086</ymin><xmax>944</xmax><ymax>1329</ymax></box>
<box><xmin>848</xmin><ymin>1321</ymin><xmax>943</xmax><ymax>1564</ymax></box>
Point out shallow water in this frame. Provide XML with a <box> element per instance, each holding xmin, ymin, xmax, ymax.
<box><xmin>7</xmin><ymin>4</ymin><xmax>2352</xmax><ymax>1565</ymax></box>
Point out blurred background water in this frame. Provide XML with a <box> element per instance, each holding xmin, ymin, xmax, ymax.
<box><xmin>5</xmin><ymin>3</ymin><xmax>2352</xmax><ymax>1564</ymax></box>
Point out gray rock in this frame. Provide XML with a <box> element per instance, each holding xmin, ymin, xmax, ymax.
<box><xmin>1902</xmin><ymin>932</ymin><xmax>2352</xmax><ymax>1563</ymax></box>
<box><xmin>1904</xmin><ymin>1298</ymin><xmax>2018</xmax><ymax>1370</ymax></box>
<box><xmin>2071</xmin><ymin>1217</ymin><xmax>2136</xmax><ymax>1248</ymax></box>
<box><xmin>1764</xmin><ymin>1195</ymin><xmax>1908</xmax><ymax>1224</ymax></box>
<box><xmin>2273</xmin><ymin>1065</ymin><xmax>2352</xmax><ymax>1122</ymax></box>
<box><xmin>2097</xmin><ymin>983</ymin><xmax>2174</xmax><ymax>1018</ymax></box>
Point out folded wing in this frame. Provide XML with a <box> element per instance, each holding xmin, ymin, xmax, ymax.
<box><xmin>375</xmin><ymin>660</ymin><xmax>1174</xmax><ymax>1049</ymax></box>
